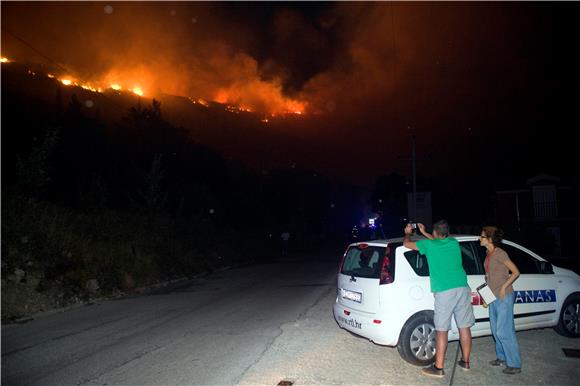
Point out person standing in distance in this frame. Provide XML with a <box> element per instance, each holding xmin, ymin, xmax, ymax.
<box><xmin>280</xmin><ymin>230</ymin><xmax>290</xmax><ymax>257</ymax></box>
<box><xmin>480</xmin><ymin>226</ymin><xmax>522</xmax><ymax>374</ymax></box>
<box><xmin>403</xmin><ymin>220</ymin><xmax>475</xmax><ymax>378</ymax></box>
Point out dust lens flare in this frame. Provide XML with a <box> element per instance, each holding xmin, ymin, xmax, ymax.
<box><xmin>0</xmin><ymin>57</ymin><xmax>9</xmax><ymax>63</ymax></box>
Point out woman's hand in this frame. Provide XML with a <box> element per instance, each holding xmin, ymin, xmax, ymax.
<box><xmin>498</xmin><ymin>287</ymin><xmax>506</xmax><ymax>300</ymax></box>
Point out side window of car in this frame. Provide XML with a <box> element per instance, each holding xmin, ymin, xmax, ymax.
<box><xmin>404</xmin><ymin>242</ymin><xmax>484</xmax><ymax>277</ymax></box>
<box><xmin>501</xmin><ymin>244</ymin><xmax>541</xmax><ymax>274</ymax></box>
<box><xmin>459</xmin><ymin>241</ymin><xmax>484</xmax><ymax>275</ymax></box>
<box><xmin>403</xmin><ymin>250</ymin><xmax>429</xmax><ymax>276</ymax></box>
<box><xmin>472</xmin><ymin>241</ymin><xmax>488</xmax><ymax>272</ymax></box>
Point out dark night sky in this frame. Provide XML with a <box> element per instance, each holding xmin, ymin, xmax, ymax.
<box><xmin>2</xmin><ymin>2</ymin><xmax>579</xmax><ymax>188</ymax></box>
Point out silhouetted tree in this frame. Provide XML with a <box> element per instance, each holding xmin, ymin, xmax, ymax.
<box><xmin>16</xmin><ymin>127</ymin><xmax>59</xmax><ymax>196</ymax></box>
<box><xmin>135</xmin><ymin>153</ymin><xmax>167</xmax><ymax>213</ymax></box>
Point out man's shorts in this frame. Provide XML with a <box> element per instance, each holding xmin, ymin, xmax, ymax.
<box><xmin>433</xmin><ymin>286</ymin><xmax>475</xmax><ymax>331</ymax></box>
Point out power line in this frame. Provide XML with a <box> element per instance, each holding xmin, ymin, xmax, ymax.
<box><xmin>1</xmin><ymin>26</ymin><xmax>71</xmax><ymax>74</ymax></box>
<box><xmin>1</xmin><ymin>26</ymin><xmax>139</xmax><ymax>116</ymax></box>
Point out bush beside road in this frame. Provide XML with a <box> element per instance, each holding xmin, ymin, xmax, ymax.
<box><xmin>0</xmin><ymin>194</ymin><xmax>265</xmax><ymax>322</ymax></box>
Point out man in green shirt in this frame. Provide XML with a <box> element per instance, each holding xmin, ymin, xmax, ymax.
<box><xmin>403</xmin><ymin>219</ymin><xmax>475</xmax><ymax>378</ymax></box>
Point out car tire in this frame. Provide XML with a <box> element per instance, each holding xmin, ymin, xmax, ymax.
<box><xmin>397</xmin><ymin>312</ymin><xmax>437</xmax><ymax>366</ymax></box>
<box><xmin>554</xmin><ymin>293</ymin><xmax>580</xmax><ymax>338</ymax></box>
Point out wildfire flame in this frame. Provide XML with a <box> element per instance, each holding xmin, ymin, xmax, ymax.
<box><xmin>9</xmin><ymin>55</ymin><xmax>309</xmax><ymax>117</ymax></box>
<box><xmin>57</xmin><ymin>77</ymin><xmax>101</xmax><ymax>93</ymax></box>
<box><xmin>196</xmin><ymin>98</ymin><xmax>209</xmax><ymax>107</ymax></box>
<box><xmin>215</xmin><ymin>82</ymin><xmax>306</xmax><ymax>116</ymax></box>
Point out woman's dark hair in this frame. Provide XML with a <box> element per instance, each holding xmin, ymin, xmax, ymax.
<box><xmin>482</xmin><ymin>226</ymin><xmax>504</xmax><ymax>247</ymax></box>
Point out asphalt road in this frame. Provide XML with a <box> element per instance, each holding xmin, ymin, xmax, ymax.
<box><xmin>2</xmin><ymin>253</ymin><xmax>579</xmax><ymax>386</ymax></box>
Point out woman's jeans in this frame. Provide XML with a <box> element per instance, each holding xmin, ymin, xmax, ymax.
<box><xmin>489</xmin><ymin>291</ymin><xmax>522</xmax><ymax>368</ymax></box>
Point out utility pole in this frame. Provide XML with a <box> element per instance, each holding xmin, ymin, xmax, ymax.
<box><xmin>398</xmin><ymin>129</ymin><xmax>429</xmax><ymax>222</ymax></box>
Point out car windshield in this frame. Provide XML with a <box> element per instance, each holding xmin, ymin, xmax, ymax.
<box><xmin>341</xmin><ymin>245</ymin><xmax>386</xmax><ymax>279</ymax></box>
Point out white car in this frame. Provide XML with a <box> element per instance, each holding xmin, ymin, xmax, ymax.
<box><xmin>333</xmin><ymin>235</ymin><xmax>580</xmax><ymax>366</ymax></box>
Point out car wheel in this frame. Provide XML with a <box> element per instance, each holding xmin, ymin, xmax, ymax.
<box><xmin>555</xmin><ymin>294</ymin><xmax>580</xmax><ymax>338</ymax></box>
<box><xmin>397</xmin><ymin>312</ymin><xmax>436</xmax><ymax>366</ymax></box>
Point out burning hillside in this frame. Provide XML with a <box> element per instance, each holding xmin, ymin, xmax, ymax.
<box><xmin>79</xmin><ymin>56</ymin><xmax>307</xmax><ymax>115</ymax></box>
<box><xmin>1</xmin><ymin>54</ymin><xmax>305</xmax><ymax>118</ymax></box>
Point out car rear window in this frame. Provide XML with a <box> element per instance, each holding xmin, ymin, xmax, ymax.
<box><xmin>341</xmin><ymin>245</ymin><xmax>386</xmax><ymax>279</ymax></box>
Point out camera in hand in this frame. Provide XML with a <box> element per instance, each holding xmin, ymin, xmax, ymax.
<box><xmin>410</xmin><ymin>223</ymin><xmax>419</xmax><ymax>230</ymax></box>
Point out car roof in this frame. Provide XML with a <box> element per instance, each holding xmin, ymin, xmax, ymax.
<box><xmin>350</xmin><ymin>234</ymin><xmax>478</xmax><ymax>246</ymax></box>
<box><xmin>349</xmin><ymin>235</ymin><xmax>548</xmax><ymax>262</ymax></box>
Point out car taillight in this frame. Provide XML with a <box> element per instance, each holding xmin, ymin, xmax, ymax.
<box><xmin>380</xmin><ymin>246</ymin><xmax>394</xmax><ymax>285</ymax></box>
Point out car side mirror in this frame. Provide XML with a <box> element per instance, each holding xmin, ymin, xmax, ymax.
<box><xmin>540</xmin><ymin>261</ymin><xmax>554</xmax><ymax>274</ymax></box>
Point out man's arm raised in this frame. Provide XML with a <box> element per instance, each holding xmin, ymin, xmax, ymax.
<box><xmin>417</xmin><ymin>223</ymin><xmax>434</xmax><ymax>240</ymax></box>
